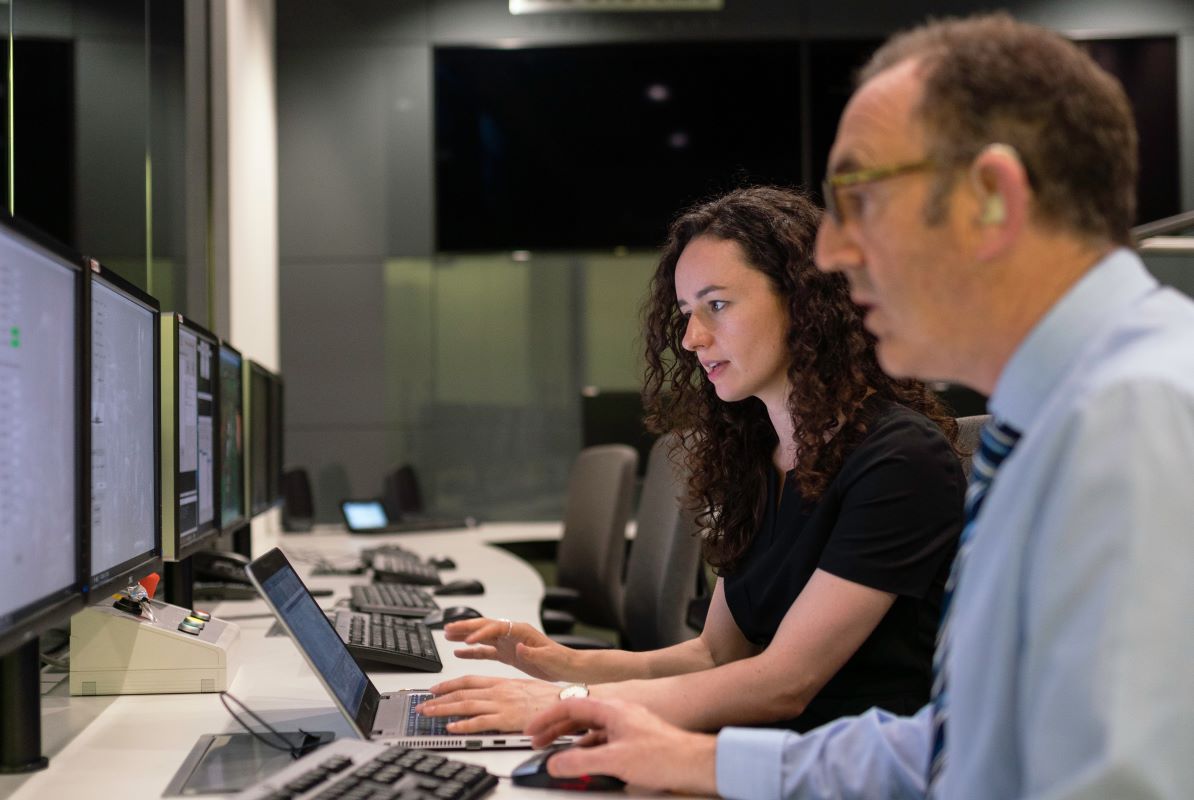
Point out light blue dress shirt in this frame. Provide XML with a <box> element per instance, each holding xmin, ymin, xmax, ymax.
<box><xmin>715</xmin><ymin>249</ymin><xmax>1194</xmax><ymax>799</ymax></box>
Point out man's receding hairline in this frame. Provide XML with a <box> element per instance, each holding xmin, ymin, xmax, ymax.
<box><xmin>850</xmin><ymin>56</ymin><xmax>936</xmax><ymax>154</ymax></box>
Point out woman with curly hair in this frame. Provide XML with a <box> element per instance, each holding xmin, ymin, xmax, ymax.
<box><xmin>417</xmin><ymin>186</ymin><xmax>964</xmax><ymax>734</ymax></box>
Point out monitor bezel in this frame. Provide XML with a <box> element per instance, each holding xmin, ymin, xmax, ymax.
<box><xmin>85</xmin><ymin>261</ymin><xmax>164</xmax><ymax>600</ymax></box>
<box><xmin>217</xmin><ymin>341</ymin><xmax>247</xmax><ymax>532</ymax></box>
<box><xmin>161</xmin><ymin>312</ymin><xmax>222</xmax><ymax>562</ymax></box>
<box><xmin>0</xmin><ymin>215</ymin><xmax>87</xmax><ymax>657</ymax></box>
<box><xmin>246</xmin><ymin>360</ymin><xmax>273</xmax><ymax>517</ymax></box>
<box><xmin>268</xmin><ymin>371</ymin><xmax>285</xmax><ymax>509</ymax></box>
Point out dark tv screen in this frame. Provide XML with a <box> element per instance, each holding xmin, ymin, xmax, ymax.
<box><xmin>435</xmin><ymin>42</ymin><xmax>803</xmax><ymax>252</ymax></box>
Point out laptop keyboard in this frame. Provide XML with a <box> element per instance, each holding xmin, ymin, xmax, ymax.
<box><xmin>370</xmin><ymin>552</ymin><xmax>442</xmax><ymax>586</ymax></box>
<box><xmin>332</xmin><ymin>611</ymin><xmax>443</xmax><ymax>672</ymax></box>
<box><xmin>236</xmin><ymin>739</ymin><xmax>497</xmax><ymax>800</ymax></box>
<box><xmin>350</xmin><ymin>583</ymin><xmax>439</xmax><ymax>617</ymax></box>
<box><xmin>402</xmin><ymin>691</ymin><xmax>458</xmax><ymax>736</ymax></box>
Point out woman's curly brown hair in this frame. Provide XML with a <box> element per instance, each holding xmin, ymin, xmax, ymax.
<box><xmin>642</xmin><ymin>186</ymin><xmax>957</xmax><ymax>574</ymax></box>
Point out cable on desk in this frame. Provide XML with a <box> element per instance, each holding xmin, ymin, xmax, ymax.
<box><xmin>40</xmin><ymin>652</ymin><xmax>69</xmax><ymax>670</ymax></box>
<box><xmin>218</xmin><ymin>691</ymin><xmax>324</xmax><ymax>759</ymax></box>
<box><xmin>39</xmin><ymin>624</ymin><xmax>71</xmax><ymax>670</ymax></box>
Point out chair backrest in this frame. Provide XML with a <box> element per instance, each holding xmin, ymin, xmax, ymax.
<box><xmin>555</xmin><ymin>444</ymin><xmax>639</xmax><ymax>630</ymax></box>
<box><xmin>281</xmin><ymin>468</ymin><xmax>314</xmax><ymax>531</ymax></box>
<box><xmin>382</xmin><ymin>464</ymin><xmax>425</xmax><ymax>519</ymax></box>
<box><xmin>621</xmin><ymin>433</ymin><xmax>705</xmax><ymax>651</ymax></box>
<box><xmin>955</xmin><ymin>414</ymin><xmax>991</xmax><ymax>480</ymax></box>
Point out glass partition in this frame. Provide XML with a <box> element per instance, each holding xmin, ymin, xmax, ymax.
<box><xmin>377</xmin><ymin>250</ymin><xmax>656</xmax><ymax>520</ymax></box>
<box><xmin>7</xmin><ymin>0</ymin><xmax>195</xmax><ymax>315</ymax></box>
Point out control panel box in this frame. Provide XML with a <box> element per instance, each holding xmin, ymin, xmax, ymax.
<box><xmin>70</xmin><ymin>599</ymin><xmax>240</xmax><ymax>695</ymax></box>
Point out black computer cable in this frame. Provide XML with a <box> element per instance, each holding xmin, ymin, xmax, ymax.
<box><xmin>217</xmin><ymin>691</ymin><xmax>326</xmax><ymax>759</ymax></box>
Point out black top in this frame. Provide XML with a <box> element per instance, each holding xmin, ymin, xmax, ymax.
<box><xmin>723</xmin><ymin>401</ymin><xmax>965</xmax><ymax>732</ymax></box>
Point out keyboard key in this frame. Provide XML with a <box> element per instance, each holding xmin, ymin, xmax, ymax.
<box><xmin>240</xmin><ymin>742</ymin><xmax>499</xmax><ymax>800</ymax></box>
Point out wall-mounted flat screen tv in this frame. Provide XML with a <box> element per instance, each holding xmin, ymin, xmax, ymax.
<box><xmin>435</xmin><ymin>42</ymin><xmax>803</xmax><ymax>252</ymax></box>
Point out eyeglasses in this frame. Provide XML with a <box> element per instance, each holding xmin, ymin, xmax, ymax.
<box><xmin>822</xmin><ymin>159</ymin><xmax>935</xmax><ymax>225</ymax></box>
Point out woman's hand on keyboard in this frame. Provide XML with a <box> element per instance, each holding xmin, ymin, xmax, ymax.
<box><xmin>443</xmin><ymin>617</ymin><xmax>576</xmax><ymax>682</ymax></box>
<box><xmin>416</xmin><ymin>675</ymin><xmax>559</xmax><ymax>734</ymax></box>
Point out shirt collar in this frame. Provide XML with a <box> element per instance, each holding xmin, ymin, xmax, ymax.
<box><xmin>988</xmin><ymin>247</ymin><xmax>1157</xmax><ymax>431</ymax></box>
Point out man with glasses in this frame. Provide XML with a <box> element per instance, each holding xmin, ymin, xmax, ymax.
<box><xmin>524</xmin><ymin>13</ymin><xmax>1194</xmax><ymax>798</ymax></box>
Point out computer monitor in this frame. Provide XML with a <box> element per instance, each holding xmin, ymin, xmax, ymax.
<box><xmin>0</xmin><ymin>216</ymin><xmax>86</xmax><ymax>658</ymax></box>
<box><xmin>161</xmin><ymin>313</ymin><xmax>220</xmax><ymax>561</ymax></box>
<box><xmin>268</xmin><ymin>371</ymin><xmax>284</xmax><ymax>506</ymax></box>
<box><xmin>218</xmin><ymin>343</ymin><xmax>246</xmax><ymax>530</ymax></box>
<box><xmin>87</xmin><ymin>262</ymin><xmax>162</xmax><ymax>599</ymax></box>
<box><xmin>247</xmin><ymin>360</ymin><xmax>271</xmax><ymax>516</ymax></box>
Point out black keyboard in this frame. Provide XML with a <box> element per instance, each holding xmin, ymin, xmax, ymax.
<box><xmin>381</xmin><ymin>516</ymin><xmax>473</xmax><ymax>533</ymax></box>
<box><xmin>332</xmin><ymin>610</ymin><xmax>443</xmax><ymax>672</ymax></box>
<box><xmin>235</xmin><ymin>739</ymin><xmax>497</xmax><ymax>800</ymax></box>
<box><xmin>351</xmin><ymin>583</ymin><xmax>439</xmax><ymax>617</ymax></box>
<box><xmin>361</xmin><ymin>544</ymin><xmax>422</xmax><ymax>563</ymax></box>
<box><xmin>370</xmin><ymin>552</ymin><xmax>442</xmax><ymax>586</ymax></box>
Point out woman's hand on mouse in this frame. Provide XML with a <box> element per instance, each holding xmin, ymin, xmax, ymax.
<box><xmin>527</xmin><ymin>698</ymin><xmax>718</xmax><ymax>795</ymax></box>
<box><xmin>416</xmin><ymin>675</ymin><xmax>560</xmax><ymax>733</ymax></box>
<box><xmin>443</xmin><ymin>617</ymin><xmax>577</xmax><ymax>681</ymax></box>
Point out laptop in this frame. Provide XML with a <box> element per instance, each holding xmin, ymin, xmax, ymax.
<box><xmin>340</xmin><ymin>499</ymin><xmax>473</xmax><ymax>534</ymax></box>
<box><xmin>245</xmin><ymin>547</ymin><xmax>545</xmax><ymax>750</ymax></box>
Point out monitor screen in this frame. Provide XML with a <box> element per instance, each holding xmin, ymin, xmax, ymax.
<box><xmin>163</xmin><ymin>314</ymin><xmax>219</xmax><ymax>560</ymax></box>
<box><xmin>218</xmin><ymin>344</ymin><xmax>245</xmax><ymax>529</ymax></box>
<box><xmin>89</xmin><ymin>270</ymin><xmax>160</xmax><ymax>596</ymax></box>
<box><xmin>0</xmin><ymin>219</ymin><xmax>83</xmax><ymax>654</ymax></box>
<box><xmin>253</xmin><ymin>552</ymin><xmax>369</xmax><ymax>721</ymax></box>
<box><xmin>340</xmin><ymin>500</ymin><xmax>390</xmax><ymax>531</ymax></box>
<box><xmin>248</xmin><ymin>362</ymin><xmax>270</xmax><ymax>515</ymax></box>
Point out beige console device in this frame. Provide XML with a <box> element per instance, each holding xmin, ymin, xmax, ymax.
<box><xmin>70</xmin><ymin>599</ymin><xmax>240</xmax><ymax>695</ymax></box>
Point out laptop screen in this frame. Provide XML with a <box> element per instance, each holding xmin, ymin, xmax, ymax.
<box><xmin>341</xmin><ymin>500</ymin><xmax>389</xmax><ymax>531</ymax></box>
<box><xmin>255</xmin><ymin>554</ymin><xmax>370</xmax><ymax>717</ymax></box>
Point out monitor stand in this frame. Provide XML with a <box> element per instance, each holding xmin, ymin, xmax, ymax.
<box><xmin>164</xmin><ymin>558</ymin><xmax>194</xmax><ymax>609</ymax></box>
<box><xmin>230</xmin><ymin>523</ymin><xmax>252</xmax><ymax>560</ymax></box>
<box><xmin>0</xmin><ymin>639</ymin><xmax>49</xmax><ymax>773</ymax></box>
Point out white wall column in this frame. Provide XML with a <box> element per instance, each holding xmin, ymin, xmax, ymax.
<box><xmin>212</xmin><ymin>0</ymin><xmax>278</xmax><ymax>370</ymax></box>
<box><xmin>211</xmin><ymin>0</ymin><xmax>280</xmax><ymax>538</ymax></box>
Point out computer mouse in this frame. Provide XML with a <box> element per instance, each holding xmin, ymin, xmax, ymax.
<box><xmin>421</xmin><ymin>606</ymin><xmax>482</xmax><ymax>629</ymax></box>
<box><xmin>511</xmin><ymin>744</ymin><xmax>626</xmax><ymax>791</ymax></box>
<box><xmin>428</xmin><ymin>555</ymin><xmax>457</xmax><ymax>570</ymax></box>
<box><xmin>433</xmin><ymin>579</ymin><xmax>485</xmax><ymax>596</ymax></box>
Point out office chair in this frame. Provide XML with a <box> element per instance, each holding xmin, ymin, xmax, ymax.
<box><xmin>541</xmin><ymin>445</ymin><xmax>638</xmax><ymax>636</ymax></box>
<box><xmin>955</xmin><ymin>414</ymin><xmax>991</xmax><ymax>480</ymax></box>
<box><xmin>382</xmin><ymin>463</ymin><xmax>425</xmax><ymax>520</ymax></box>
<box><xmin>281</xmin><ymin>468</ymin><xmax>314</xmax><ymax>532</ymax></box>
<box><xmin>619</xmin><ymin>433</ymin><xmax>706</xmax><ymax>651</ymax></box>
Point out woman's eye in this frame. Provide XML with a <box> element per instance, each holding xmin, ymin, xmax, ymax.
<box><xmin>709</xmin><ymin>300</ymin><xmax>727</xmax><ymax>312</ymax></box>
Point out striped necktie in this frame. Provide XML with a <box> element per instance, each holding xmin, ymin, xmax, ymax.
<box><xmin>928</xmin><ymin>418</ymin><xmax>1022</xmax><ymax>796</ymax></box>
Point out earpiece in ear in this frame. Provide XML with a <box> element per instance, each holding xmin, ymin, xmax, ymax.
<box><xmin>981</xmin><ymin>195</ymin><xmax>1006</xmax><ymax>225</ymax></box>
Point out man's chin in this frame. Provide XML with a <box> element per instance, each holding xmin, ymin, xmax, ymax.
<box><xmin>875</xmin><ymin>340</ymin><xmax>919</xmax><ymax>380</ymax></box>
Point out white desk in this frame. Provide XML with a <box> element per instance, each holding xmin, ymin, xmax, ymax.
<box><xmin>304</xmin><ymin>521</ymin><xmax>567</xmax><ymax>546</ymax></box>
<box><xmin>0</xmin><ymin>522</ymin><xmax>629</xmax><ymax>800</ymax></box>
